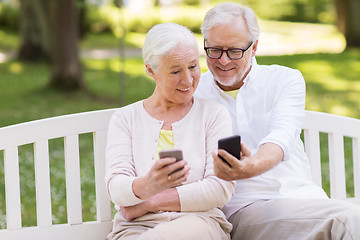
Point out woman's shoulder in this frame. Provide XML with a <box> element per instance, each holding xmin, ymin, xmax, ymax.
<box><xmin>111</xmin><ymin>100</ymin><xmax>144</xmax><ymax>120</ymax></box>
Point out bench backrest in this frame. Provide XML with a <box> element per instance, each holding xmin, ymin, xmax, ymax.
<box><xmin>0</xmin><ymin>109</ymin><xmax>359</xmax><ymax>239</ymax></box>
<box><xmin>0</xmin><ymin>109</ymin><xmax>117</xmax><ymax>240</ymax></box>
<box><xmin>302</xmin><ymin>110</ymin><xmax>360</xmax><ymax>204</ymax></box>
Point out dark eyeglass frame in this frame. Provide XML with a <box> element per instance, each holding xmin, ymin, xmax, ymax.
<box><xmin>204</xmin><ymin>40</ymin><xmax>253</xmax><ymax>60</ymax></box>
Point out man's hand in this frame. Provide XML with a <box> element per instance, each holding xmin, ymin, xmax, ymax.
<box><xmin>213</xmin><ymin>142</ymin><xmax>283</xmax><ymax>181</ymax></box>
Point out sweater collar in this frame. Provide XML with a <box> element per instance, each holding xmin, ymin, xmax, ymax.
<box><xmin>139</xmin><ymin>98</ymin><xmax>198</xmax><ymax>128</ymax></box>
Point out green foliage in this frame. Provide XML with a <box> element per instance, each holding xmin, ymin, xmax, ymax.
<box><xmin>0</xmin><ymin>28</ymin><xmax>19</xmax><ymax>50</ymax></box>
<box><xmin>0</xmin><ymin>2</ymin><xmax>19</xmax><ymax>31</ymax></box>
<box><xmin>86</xmin><ymin>5</ymin><xmax>205</xmax><ymax>35</ymax></box>
<box><xmin>243</xmin><ymin>0</ymin><xmax>335</xmax><ymax>24</ymax></box>
<box><xmin>182</xmin><ymin>0</ymin><xmax>200</xmax><ymax>6</ymax></box>
<box><xmin>0</xmin><ymin>0</ymin><xmax>337</xmax><ymax>37</ymax></box>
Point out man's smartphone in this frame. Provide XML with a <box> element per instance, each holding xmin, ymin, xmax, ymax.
<box><xmin>159</xmin><ymin>149</ymin><xmax>184</xmax><ymax>173</ymax></box>
<box><xmin>218</xmin><ymin>135</ymin><xmax>241</xmax><ymax>163</ymax></box>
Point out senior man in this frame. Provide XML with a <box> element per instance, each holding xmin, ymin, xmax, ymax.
<box><xmin>195</xmin><ymin>2</ymin><xmax>360</xmax><ymax>240</ymax></box>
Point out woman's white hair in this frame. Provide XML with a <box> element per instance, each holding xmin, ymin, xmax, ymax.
<box><xmin>201</xmin><ymin>2</ymin><xmax>260</xmax><ymax>42</ymax></box>
<box><xmin>142</xmin><ymin>23</ymin><xmax>198</xmax><ymax>73</ymax></box>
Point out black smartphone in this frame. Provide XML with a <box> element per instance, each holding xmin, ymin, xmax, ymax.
<box><xmin>218</xmin><ymin>135</ymin><xmax>241</xmax><ymax>163</ymax></box>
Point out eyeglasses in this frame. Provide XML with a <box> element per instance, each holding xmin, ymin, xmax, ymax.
<box><xmin>204</xmin><ymin>41</ymin><xmax>253</xmax><ymax>60</ymax></box>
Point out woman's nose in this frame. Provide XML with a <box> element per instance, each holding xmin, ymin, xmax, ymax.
<box><xmin>182</xmin><ymin>70</ymin><xmax>193</xmax><ymax>84</ymax></box>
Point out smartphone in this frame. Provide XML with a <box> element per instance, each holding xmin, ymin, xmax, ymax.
<box><xmin>218</xmin><ymin>135</ymin><xmax>241</xmax><ymax>163</ymax></box>
<box><xmin>159</xmin><ymin>149</ymin><xmax>184</xmax><ymax>173</ymax></box>
<box><xmin>159</xmin><ymin>149</ymin><xmax>183</xmax><ymax>161</ymax></box>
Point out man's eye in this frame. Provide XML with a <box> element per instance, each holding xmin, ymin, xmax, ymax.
<box><xmin>172</xmin><ymin>71</ymin><xmax>180</xmax><ymax>74</ymax></box>
<box><xmin>210</xmin><ymin>49</ymin><xmax>221</xmax><ymax>53</ymax></box>
<box><xmin>230</xmin><ymin>50</ymin><xmax>242</xmax><ymax>55</ymax></box>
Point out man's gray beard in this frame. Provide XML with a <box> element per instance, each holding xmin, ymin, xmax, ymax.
<box><xmin>215</xmin><ymin>73</ymin><xmax>243</xmax><ymax>88</ymax></box>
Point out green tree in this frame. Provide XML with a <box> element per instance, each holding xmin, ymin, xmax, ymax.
<box><xmin>18</xmin><ymin>0</ymin><xmax>84</xmax><ymax>90</ymax></box>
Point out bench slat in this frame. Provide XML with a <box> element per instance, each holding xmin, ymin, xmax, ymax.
<box><xmin>94</xmin><ymin>130</ymin><xmax>112</xmax><ymax>222</ymax></box>
<box><xmin>0</xmin><ymin>221</ymin><xmax>112</xmax><ymax>240</ymax></box>
<box><xmin>34</xmin><ymin>140</ymin><xmax>52</xmax><ymax>227</ymax></box>
<box><xmin>303</xmin><ymin>129</ymin><xmax>322</xmax><ymax>187</ymax></box>
<box><xmin>353</xmin><ymin>138</ymin><xmax>360</xmax><ymax>199</ymax></box>
<box><xmin>328</xmin><ymin>133</ymin><xmax>347</xmax><ymax>199</ymax></box>
<box><xmin>4</xmin><ymin>147</ymin><xmax>22</xmax><ymax>229</ymax></box>
<box><xmin>303</xmin><ymin>111</ymin><xmax>360</xmax><ymax>138</ymax></box>
<box><xmin>64</xmin><ymin>135</ymin><xmax>83</xmax><ymax>224</ymax></box>
<box><xmin>0</xmin><ymin>109</ymin><xmax>116</xmax><ymax>150</ymax></box>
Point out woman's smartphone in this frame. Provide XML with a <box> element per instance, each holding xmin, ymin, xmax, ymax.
<box><xmin>218</xmin><ymin>135</ymin><xmax>241</xmax><ymax>163</ymax></box>
<box><xmin>159</xmin><ymin>149</ymin><xmax>183</xmax><ymax>161</ymax></box>
<box><xmin>159</xmin><ymin>149</ymin><xmax>184</xmax><ymax>173</ymax></box>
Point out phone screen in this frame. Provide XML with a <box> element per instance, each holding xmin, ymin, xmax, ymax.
<box><xmin>218</xmin><ymin>135</ymin><xmax>241</xmax><ymax>160</ymax></box>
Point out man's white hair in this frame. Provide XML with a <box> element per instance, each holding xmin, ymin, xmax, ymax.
<box><xmin>201</xmin><ymin>2</ymin><xmax>260</xmax><ymax>42</ymax></box>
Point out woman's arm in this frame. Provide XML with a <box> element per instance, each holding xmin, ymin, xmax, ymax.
<box><xmin>120</xmin><ymin>188</ymin><xmax>180</xmax><ymax>221</ymax></box>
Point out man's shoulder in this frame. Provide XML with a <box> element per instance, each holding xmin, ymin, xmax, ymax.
<box><xmin>255</xmin><ymin>63</ymin><xmax>302</xmax><ymax>77</ymax></box>
<box><xmin>195</xmin><ymin>96</ymin><xmax>224</xmax><ymax>111</ymax></box>
<box><xmin>195</xmin><ymin>71</ymin><xmax>217</xmax><ymax>99</ymax></box>
<box><xmin>194</xmin><ymin>97</ymin><xmax>231</xmax><ymax>123</ymax></box>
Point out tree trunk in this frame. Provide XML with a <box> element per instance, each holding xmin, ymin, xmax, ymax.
<box><xmin>77</xmin><ymin>0</ymin><xmax>87</xmax><ymax>39</ymax></box>
<box><xmin>35</xmin><ymin>0</ymin><xmax>84</xmax><ymax>90</ymax></box>
<box><xmin>18</xmin><ymin>0</ymin><xmax>47</xmax><ymax>60</ymax></box>
<box><xmin>335</xmin><ymin>0</ymin><xmax>360</xmax><ymax>48</ymax></box>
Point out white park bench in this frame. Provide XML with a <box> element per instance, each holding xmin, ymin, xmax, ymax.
<box><xmin>0</xmin><ymin>109</ymin><xmax>359</xmax><ymax>239</ymax></box>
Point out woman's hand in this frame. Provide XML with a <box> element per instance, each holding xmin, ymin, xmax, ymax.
<box><xmin>132</xmin><ymin>157</ymin><xmax>190</xmax><ymax>200</ymax></box>
<box><xmin>121</xmin><ymin>188</ymin><xmax>181</xmax><ymax>221</ymax></box>
<box><xmin>120</xmin><ymin>204</ymin><xmax>147</xmax><ymax>222</ymax></box>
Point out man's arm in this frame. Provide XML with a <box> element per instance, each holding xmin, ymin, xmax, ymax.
<box><xmin>213</xmin><ymin>142</ymin><xmax>283</xmax><ymax>181</ymax></box>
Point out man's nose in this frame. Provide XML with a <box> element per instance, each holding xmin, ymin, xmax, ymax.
<box><xmin>218</xmin><ymin>51</ymin><xmax>232</xmax><ymax>65</ymax></box>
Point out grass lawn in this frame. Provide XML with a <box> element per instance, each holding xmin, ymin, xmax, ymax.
<box><xmin>0</xmin><ymin>20</ymin><xmax>359</xmax><ymax>228</ymax></box>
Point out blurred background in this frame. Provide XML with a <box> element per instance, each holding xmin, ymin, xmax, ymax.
<box><xmin>1</xmin><ymin>0</ymin><xmax>359</xmax><ymax>127</ymax></box>
<box><xmin>0</xmin><ymin>0</ymin><xmax>359</xmax><ymax>229</ymax></box>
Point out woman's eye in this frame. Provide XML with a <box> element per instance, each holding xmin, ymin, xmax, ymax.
<box><xmin>189</xmin><ymin>65</ymin><xmax>197</xmax><ymax>69</ymax></box>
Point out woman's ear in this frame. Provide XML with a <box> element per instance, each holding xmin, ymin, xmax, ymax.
<box><xmin>145</xmin><ymin>64</ymin><xmax>155</xmax><ymax>78</ymax></box>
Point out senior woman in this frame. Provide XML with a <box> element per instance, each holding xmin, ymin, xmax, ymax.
<box><xmin>105</xmin><ymin>23</ymin><xmax>234</xmax><ymax>240</ymax></box>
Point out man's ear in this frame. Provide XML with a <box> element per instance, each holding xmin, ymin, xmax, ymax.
<box><xmin>251</xmin><ymin>40</ymin><xmax>258</xmax><ymax>57</ymax></box>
